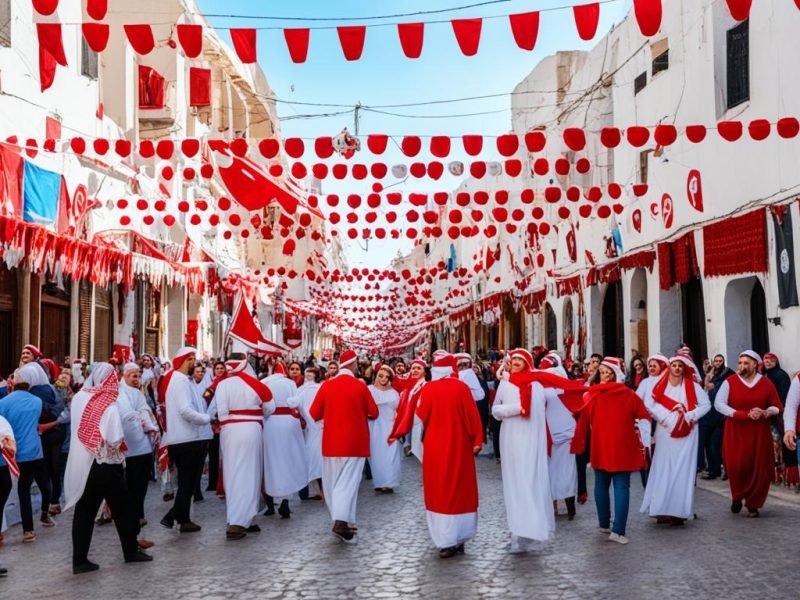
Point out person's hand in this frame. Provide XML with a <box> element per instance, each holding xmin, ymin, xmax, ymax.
<box><xmin>473</xmin><ymin>446</ymin><xmax>482</xmax><ymax>455</ymax></box>
<box><xmin>0</xmin><ymin>436</ymin><xmax>15</xmax><ymax>455</ymax></box>
<box><xmin>784</xmin><ymin>431</ymin><xmax>797</xmax><ymax>451</ymax></box>
<box><xmin>705</xmin><ymin>382</ymin><xmax>715</xmax><ymax>392</ymax></box>
<box><xmin>748</xmin><ymin>407</ymin><xmax>764</xmax><ymax>420</ymax></box>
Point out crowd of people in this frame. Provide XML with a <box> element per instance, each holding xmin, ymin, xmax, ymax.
<box><xmin>0</xmin><ymin>339</ymin><xmax>797</xmax><ymax>575</ymax></box>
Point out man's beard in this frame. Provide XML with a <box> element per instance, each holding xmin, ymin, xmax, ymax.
<box><xmin>738</xmin><ymin>366</ymin><xmax>753</xmax><ymax>377</ymax></box>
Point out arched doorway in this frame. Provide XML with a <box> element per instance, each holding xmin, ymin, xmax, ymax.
<box><xmin>544</xmin><ymin>302</ymin><xmax>557</xmax><ymax>350</ymax></box>
<box><xmin>563</xmin><ymin>298</ymin><xmax>574</xmax><ymax>359</ymax></box>
<box><xmin>602</xmin><ymin>282</ymin><xmax>624</xmax><ymax>358</ymax></box>
<box><xmin>681</xmin><ymin>277</ymin><xmax>708</xmax><ymax>363</ymax></box>
<box><xmin>629</xmin><ymin>269</ymin><xmax>649</xmax><ymax>357</ymax></box>
<box><xmin>724</xmin><ymin>277</ymin><xmax>769</xmax><ymax>358</ymax></box>
<box><xmin>0</xmin><ymin>266</ymin><xmax>18</xmax><ymax>377</ymax></box>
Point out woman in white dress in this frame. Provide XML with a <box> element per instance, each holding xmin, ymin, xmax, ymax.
<box><xmin>293</xmin><ymin>368</ymin><xmax>324</xmax><ymax>499</ymax></box>
<box><xmin>368</xmin><ymin>365</ymin><xmax>402</xmax><ymax>493</ymax></box>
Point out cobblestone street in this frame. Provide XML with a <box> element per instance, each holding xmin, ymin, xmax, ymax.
<box><xmin>1</xmin><ymin>455</ymin><xmax>798</xmax><ymax>599</ymax></box>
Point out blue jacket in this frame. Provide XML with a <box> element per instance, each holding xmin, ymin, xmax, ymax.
<box><xmin>0</xmin><ymin>390</ymin><xmax>44</xmax><ymax>464</ymax></box>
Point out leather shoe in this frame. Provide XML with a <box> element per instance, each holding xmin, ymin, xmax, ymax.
<box><xmin>731</xmin><ymin>499</ymin><xmax>743</xmax><ymax>514</ymax></box>
<box><xmin>278</xmin><ymin>499</ymin><xmax>291</xmax><ymax>519</ymax></box>
<box><xmin>137</xmin><ymin>539</ymin><xmax>155</xmax><ymax>549</ymax></box>
<box><xmin>438</xmin><ymin>546</ymin><xmax>458</xmax><ymax>559</ymax></box>
<box><xmin>246</xmin><ymin>524</ymin><xmax>261</xmax><ymax>533</ymax></box>
<box><xmin>179</xmin><ymin>521</ymin><xmax>202</xmax><ymax>533</ymax></box>
<box><xmin>0</xmin><ymin>565</ymin><xmax>8</xmax><ymax>578</ymax></box>
<box><xmin>159</xmin><ymin>516</ymin><xmax>174</xmax><ymax>530</ymax></box>
<box><xmin>125</xmin><ymin>550</ymin><xmax>153</xmax><ymax>563</ymax></box>
<box><xmin>73</xmin><ymin>561</ymin><xmax>100</xmax><ymax>575</ymax></box>
<box><xmin>226</xmin><ymin>525</ymin><xmax>247</xmax><ymax>540</ymax></box>
<box><xmin>701</xmin><ymin>473</ymin><xmax>719</xmax><ymax>480</ymax></box>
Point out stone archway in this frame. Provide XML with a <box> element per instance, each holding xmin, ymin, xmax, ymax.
<box><xmin>544</xmin><ymin>302</ymin><xmax>558</xmax><ymax>350</ymax></box>
<box><xmin>724</xmin><ymin>276</ymin><xmax>769</xmax><ymax>358</ymax></box>
<box><xmin>602</xmin><ymin>281</ymin><xmax>624</xmax><ymax>358</ymax></box>
<box><xmin>681</xmin><ymin>277</ymin><xmax>708</xmax><ymax>363</ymax></box>
<box><xmin>629</xmin><ymin>269</ymin><xmax>648</xmax><ymax>357</ymax></box>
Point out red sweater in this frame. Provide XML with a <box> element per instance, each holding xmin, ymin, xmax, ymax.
<box><xmin>309</xmin><ymin>372</ymin><xmax>378</xmax><ymax>457</ymax></box>
<box><xmin>571</xmin><ymin>385</ymin><xmax>650</xmax><ymax>472</ymax></box>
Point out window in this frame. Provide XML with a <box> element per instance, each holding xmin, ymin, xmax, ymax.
<box><xmin>634</xmin><ymin>72</ymin><xmax>647</xmax><ymax>95</ymax></box>
<box><xmin>81</xmin><ymin>36</ymin><xmax>98</xmax><ymax>79</ymax></box>
<box><xmin>0</xmin><ymin>0</ymin><xmax>10</xmax><ymax>47</ymax></box>
<box><xmin>726</xmin><ymin>20</ymin><xmax>749</xmax><ymax>109</ymax></box>
<box><xmin>139</xmin><ymin>65</ymin><xmax>165</xmax><ymax>109</ymax></box>
<box><xmin>638</xmin><ymin>150</ymin><xmax>650</xmax><ymax>184</ymax></box>
<box><xmin>651</xmin><ymin>38</ymin><xmax>669</xmax><ymax>76</ymax></box>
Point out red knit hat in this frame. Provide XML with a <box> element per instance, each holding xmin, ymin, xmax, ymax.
<box><xmin>339</xmin><ymin>350</ymin><xmax>357</xmax><ymax>369</ymax></box>
<box><xmin>510</xmin><ymin>348</ymin><xmax>534</xmax><ymax>371</ymax></box>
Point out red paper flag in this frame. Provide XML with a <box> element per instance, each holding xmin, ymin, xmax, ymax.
<box><xmin>397</xmin><ymin>23</ymin><xmax>424</xmax><ymax>59</ymax></box>
<box><xmin>230</xmin><ymin>28</ymin><xmax>257</xmax><ymax>63</ymax></box>
<box><xmin>124</xmin><ymin>24</ymin><xmax>156</xmax><ymax>55</ymax></box>
<box><xmin>32</xmin><ymin>0</ymin><xmax>58</xmax><ymax>16</ymax></box>
<box><xmin>39</xmin><ymin>44</ymin><xmax>58</xmax><ymax>92</ymax></box>
<box><xmin>284</xmin><ymin>28</ymin><xmax>310</xmax><ymax>63</ymax></box>
<box><xmin>82</xmin><ymin>23</ymin><xmax>109</xmax><ymax>53</ymax></box>
<box><xmin>633</xmin><ymin>0</ymin><xmax>662</xmax><ymax>37</ymax></box>
<box><xmin>87</xmin><ymin>0</ymin><xmax>107</xmax><ymax>20</ymax></box>
<box><xmin>725</xmin><ymin>0</ymin><xmax>752</xmax><ymax>21</ymax></box>
<box><xmin>177</xmin><ymin>24</ymin><xmax>203</xmax><ymax>58</ymax></box>
<box><xmin>189</xmin><ymin>67</ymin><xmax>211</xmax><ymax>106</ymax></box>
<box><xmin>452</xmin><ymin>19</ymin><xmax>482</xmax><ymax>56</ymax></box>
<box><xmin>337</xmin><ymin>26</ymin><xmax>366</xmax><ymax>61</ymax></box>
<box><xmin>508</xmin><ymin>12</ymin><xmax>540</xmax><ymax>51</ymax></box>
<box><xmin>37</xmin><ymin>24</ymin><xmax>67</xmax><ymax>67</ymax></box>
<box><xmin>573</xmin><ymin>3</ymin><xmax>600</xmax><ymax>41</ymax></box>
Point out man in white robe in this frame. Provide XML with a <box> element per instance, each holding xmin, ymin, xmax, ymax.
<box><xmin>492</xmin><ymin>349</ymin><xmax>555</xmax><ymax>552</ymax></box>
<box><xmin>262</xmin><ymin>364</ymin><xmax>307</xmax><ymax>519</ymax></box>
<box><xmin>368</xmin><ymin>365</ymin><xmax>402</xmax><ymax>493</ymax></box>
<box><xmin>64</xmin><ymin>363</ymin><xmax>152</xmax><ymax>574</ymax></box>
<box><xmin>216</xmin><ymin>360</ymin><xmax>275</xmax><ymax>539</ymax></box>
<box><xmin>539</xmin><ymin>353</ymin><xmax>577</xmax><ymax>517</ymax></box>
<box><xmin>640</xmin><ymin>355</ymin><xmax>710</xmax><ymax>524</ymax></box>
<box><xmin>293</xmin><ymin>368</ymin><xmax>323</xmax><ymax>499</ymax></box>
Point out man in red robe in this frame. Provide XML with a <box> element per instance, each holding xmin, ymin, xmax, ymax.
<box><xmin>309</xmin><ymin>349</ymin><xmax>378</xmax><ymax>543</ymax></box>
<box><xmin>416</xmin><ymin>353</ymin><xmax>483</xmax><ymax>558</ymax></box>
<box><xmin>714</xmin><ymin>350</ymin><xmax>782</xmax><ymax>517</ymax></box>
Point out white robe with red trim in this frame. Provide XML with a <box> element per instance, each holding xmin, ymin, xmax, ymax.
<box><xmin>367</xmin><ymin>385</ymin><xmax>402</xmax><ymax>489</ymax></box>
<box><xmin>640</xmin><ymin>381</ymin><xmax>710</xmax><ymax>519</ymax></box>
<box><xmin>216</xmin><ymin>375</ymin><xmax>274</xmax><ymax>528</ymax></box>
<box><xmin>262</xmin><ymin>375</ymin><xmax>308</xmax><ymax>498</ymax></box>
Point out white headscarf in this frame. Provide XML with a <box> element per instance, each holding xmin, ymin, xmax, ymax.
<box><xmin>84</xmin><ymin>363</ymin><xmax>116</xmax><ymax>389</ymax></box>
<box><xmin>17</xmin><ymin>363</ymin><xmax>50</xmax><ymax>387</ymax></box>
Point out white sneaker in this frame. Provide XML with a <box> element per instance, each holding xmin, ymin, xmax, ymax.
<box><xmin>608</xmin><ymin>532</ymin><xmax>629</xmax><ymax>545</ymax></box>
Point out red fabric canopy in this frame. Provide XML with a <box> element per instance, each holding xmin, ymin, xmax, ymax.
<box><xmin>509</xmin><ymin>12</ymin><xmax>540</xmax><ymax>51</ymax></box>
<box><xmin>124</xmin><ymin>25</ymin><xmax>156</xmax><ymax>55</ymax></box>
<box><xmin>704</xmin><ymin>209</ymin><xmax>767</xmax><ymax>277</ymax></box>
<box><xmin>231</xmin><ymin>28</ymin><xmax>257</xmax><ymax>63</ymax></box>
<box><xmin>87</xmin><ymin>0</ymin><xmax>107</xmax><ymax>20</ymax></box>
<box><xmin>189</xmin><ymin>68</ymin><xmax>211</xmax><ymax>107</ymax></box>
<box><xmin>32</xmin><ymin>0</ymin><xmax>58</xmax><ymax>15</ymax></box>
<box><xmin>452</xmin><ymin>19</ymin><xmax>482</xmax><ymax>56</ymax></box>
<box><xmin>177</xmin><ymin>24</ymin><xmax>203</xmax><ymax>58</ymax></box>
<box><xmin>337</xmin><ymin>26</ymin><xmax>366</xmax><ymax>61</ymax></box>
<box><xmin>284</xmin><ymin>28</ymin><xmax>310</xmax><ymax>63</ymax></box>
<box><xmin>397</xmin><ymin>23</ymin><xmax>424</xmax><ymax>59</ymax></box>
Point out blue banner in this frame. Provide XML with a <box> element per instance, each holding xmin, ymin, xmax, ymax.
<box><xmin>23</xmin><ymin>161</ymin><xmax>60</xmax><ymax>226</ymax></box>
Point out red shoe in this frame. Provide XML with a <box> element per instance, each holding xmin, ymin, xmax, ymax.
<box><xmin>577</xmin><ymin>493</ymin><xmax>588</xmax><ymax>505</ymax></box>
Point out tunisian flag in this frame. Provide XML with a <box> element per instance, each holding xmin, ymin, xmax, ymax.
<box><xmin>416</xmin><ymin>377</ymin><xmax>483</xmax><ymax>514</ymax></box>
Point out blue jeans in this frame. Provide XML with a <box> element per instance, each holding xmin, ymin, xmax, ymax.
<box><xmin>594</xmin><ymin>469</ymin><xmax>632</xmax><ymax>536</ymax></box>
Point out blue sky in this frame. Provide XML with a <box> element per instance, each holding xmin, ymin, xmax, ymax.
<box><xmin>198</xmin><ymin>0</ymin><xmax>633</xmax><ymax>269</ymax></box>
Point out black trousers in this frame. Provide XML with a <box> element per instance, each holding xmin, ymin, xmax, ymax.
<box><xmin>72</xmin><ymin>462</ymin><xmax>139</xmax><ymax>566</ymax></box>
<box><xmin>475</xmin><ymin>399</ymin><xmax>489</xmax><ymax>444</ymax></box>
<box><xmin>41</xmin><ymin>427</ymin><xmax>66</xmax><ymax>504</ymax></box>
<box><xmin>206</xmin><ymin>434</ymin><xmax>219</xmax><ymax>491</ymax></box>
<box><xmin>165</xmin><ymin>441</ymin><xmax>205</xmax><ymax>524</ymax></box>
<box><xmin>0</xmin><ymin>466</ymin><xmax>11</xmax><ymax>523</ymax></box>
<box><xmin>489</xmin><ymin>416</ymin><xmax>501</xmax><ymax>459</ymax></box>
<box><xmin>698</xmin><ymin>419</ymin><xmax>724</xmax><ymax>476</ymax></box>
<box><xmin>17</xmin><ymin>459</ymin><xmax>52</xmax><ymax>531</ymax></box>
<box><xmin>576</xmin><ymin>451</ymin><xmax>590</xmax><ymax>497</ymax></box>
<box><xmin>125</xmin><ymin>453</ymin><xmax>152</xmax><ymax>522</ymax></box>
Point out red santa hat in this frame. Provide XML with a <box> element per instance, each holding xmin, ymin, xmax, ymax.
<box><xmin>273</xmin><ymin>362</ymin><xmax>288</xmax><ymax>376</ymax></box>
<box><xmin>454</xmin><ymin>352</ymin><xmax>472</xmax><ymax>366</ymax></box>
<box><xmin>339</xmin><ymin>349</ymin><xmax>358</xmax><ymax>370</ymax></box>
<box><xmin>23</xmin><ymin>344</ymin><xmax>43</xmax><ymax>359</ymax></box>
<box><xmin>739</xmin><ymin>350</ymin><xmax>762</xmax><ymax>364</ymax></box>
<box><xmin>410</xmin><ymin>358</ymin><xmax>427</xmax><ymax>370</ymax></box>
<box><xmin>763</xmin><ymin>352</ymin><xmax>779</xmax><ymax>364</ymax></box>
<box><xmin>600</xmin><ymin>357</ymin><xmax>625</xmax><ymax>382</ymax></box>
<box><xmin>509</xmin><ymin>348</ymin><xmax>534</xmax><ymax>371</ymax></box>
<box><xmin>432</xmin><ymin>353</ymin><xmax>456</xmax><ymax>369</ymax></box>
<box><xmin>668</xmin><ymin>354</ymin><xmax>698</xmax><ymax>378</ymax></box>
<box><xmin>171</xmin><ymin>346</ymin><xmax>196</xmax><ymax>371</ymax></box>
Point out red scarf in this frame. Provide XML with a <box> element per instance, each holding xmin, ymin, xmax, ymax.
<box><xmin>387</xmin><ymin>376</ymin><xmax>425</xmax><ymax>444</ymax></box>
<box><xmin>650</xmin><ymin>373</ymin><xmax>697</xmax><ymax>438</ymax></box>
<box><xmin>508</xmin><ymin>370</ymin><xmax>592</xmax><ymax>418</ymax></box>
<box><xmin>1</xmin><ymin>447</ymin><xmax>19</xmax><ymax>478</ymax></box>
<box><xmin>77</xmin><ymin>371</ymin><xmax>123</xmax><ymax>458</ymax></box>
<box><xmin>156</xmin><ymin>369</ymin><xmax>174</xmax><ymax>431</ymax></box>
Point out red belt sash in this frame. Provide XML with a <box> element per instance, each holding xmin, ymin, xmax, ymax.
<box><xmin>221</xmin><ymin>408</ymin><xmax>264</xmax><ymax>427</ymax></box>
<box><xmin>272</xmin><ymin>406</ymin><xmax>306</xmax><ymax>429</ymax></box>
